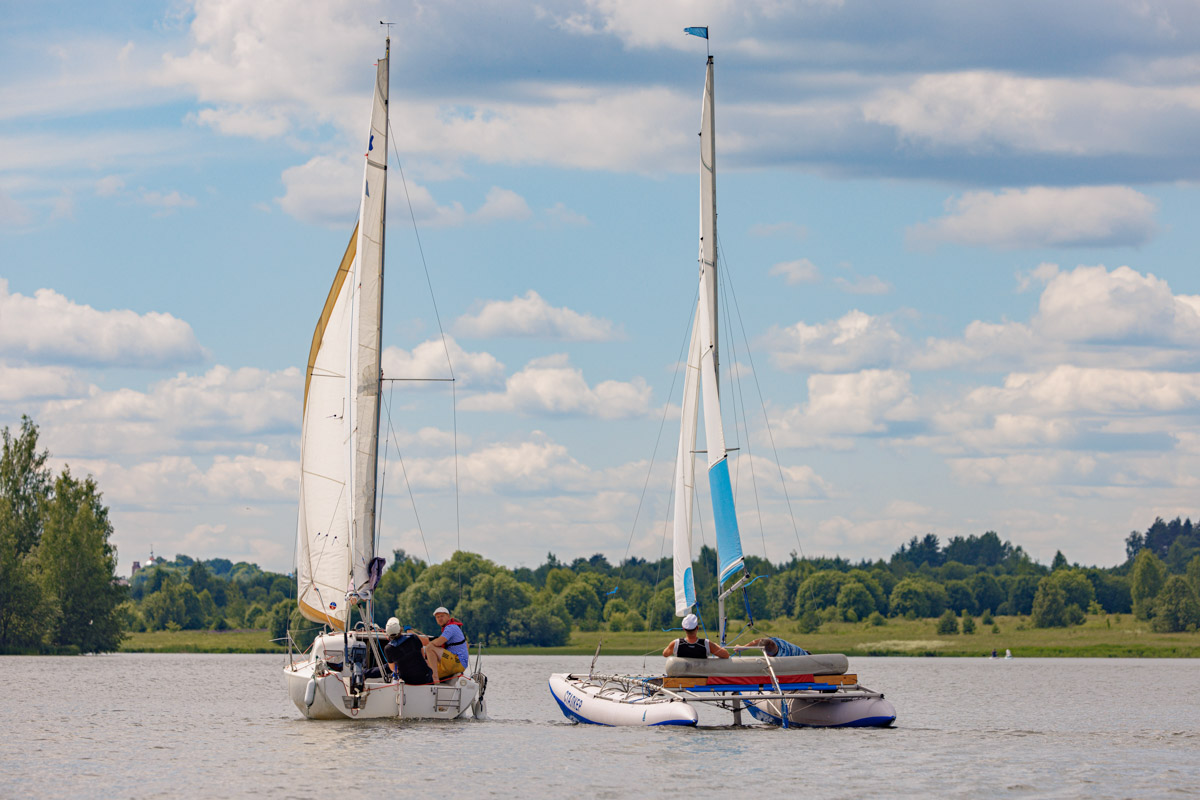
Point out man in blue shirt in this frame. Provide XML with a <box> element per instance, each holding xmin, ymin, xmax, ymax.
<box><xmin>735</xmin><ymin>636</ymin><xmax>810</xmax><ymax>657</ymax></box>
<box><xmin>419</xmin><ymin>606</ymin><xmax>468</xmax><ymax>683</ymax></box>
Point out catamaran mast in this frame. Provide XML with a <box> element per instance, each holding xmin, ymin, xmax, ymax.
<box><xmin>700</xmin><ymin>55</ymin><xmax>718</xmax><ymax>395</ymax></box>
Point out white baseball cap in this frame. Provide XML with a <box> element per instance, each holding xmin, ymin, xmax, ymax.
<box><xmin>385</xmin><ymin>617</ymin><xmax>401</xmax><ymax>636</ymax></box>
<box><xmin>433</xmin><ymin>606</ymin><xmax>450</xmax><ymax>615</ymax></box>
<box><xmin>681</xmin><ymin>613</ymin><xmax>699</xmax><ymax>630</ymax></box>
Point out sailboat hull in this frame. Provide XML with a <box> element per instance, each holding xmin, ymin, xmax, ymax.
<box><xmin>284</xmin><ymin>659</ymin><xmax>484</xmax><ymax>721</ymax></box>
<box><xmin>549</xmin><ymin>673</ymin><xmax>698</xmax><ymax>726</ymax></box>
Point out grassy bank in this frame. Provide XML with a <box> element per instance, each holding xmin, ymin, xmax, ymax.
<box><xmin>119</xmin><ymin>614</ymin><xmax>1200</xmax><ymax>657</ymax></box>
<box><xmin>120</xmin><ymin>629</ymin><xmax>287</xmax><ymax>653</ymax></box>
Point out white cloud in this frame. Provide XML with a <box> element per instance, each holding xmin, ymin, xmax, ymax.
<box><xmin>276</xmin><ymin>155</ymin><xmax>532</xmax><ymax>229</ymax></box>
<box><xmin>764</xmin><ymin>310</ymin><xmax>905</xmax><ymax>372</ymax></box>
<box><xmin>474</xmin><ymin>186</ymin><xmax>532</xmax><ymax>222</ymax></box>
<box><xmin>37</xmin><ymin>365</ymin><xmax>300</xmax><ymax>458</ymax></box>
<box><xmin>455</xmin><ymin>290</ymin><xmax>618</xmax><ymax>341</ymax></box>
<box><xmin>774</xmin><ymin>369</ymin><xmax>918</xmax><ymax>447</ymax></box>
<box><xmin>908</xmin><ymin>186</ymin><xmax>1159</xmax><ymax>249</ymax></box>
<box><xmin>769</xmin><ymin>258</ymin><xmax>820</xmax><ymax>285</ymax></box>
<box><xmin>139</xmin><ymin>188</ymin><xmax>197</xmax><ymax>216</ymax></box>
<box><xmin>834</xmin><ymin>274</ymin><xmax>893</xmax><ymax>295</ymax></box>
<box><xmin>0</xmin><ymin>279</ymin><xmax>205</xmax><ymax>368</ymax></box>
<box><xmin>73</xmin><ymin>454</ymin><xmax>297</xmax><ymax>507</ymax></box>
<box><xmin>0</xmin><ymin>364</ymin><xmax>85</xmax><ymax>402</ymax></box>
<box><xmin>460</xmin><ymin>354</ymin><xmax>651</xmax><ymax>418</ymax></box>
<box><xmin>966</xmin><ymin>365</ymin><xmax>1200</xmax><ymax>416</ymax></box>
<box><xmin>382</xmin><ymin>337</ymin><xmax>505</xmax><ymax>389</ymax></box>
<box><xmin>543</xmin><ymin>202</ymin><xmax>590</xmax><ymax>227</ymax></box>
<box><xmin>915</xmin><ymin>265</ymin><xmax>1200</xmax><ymax>371</ymax></box>
<box><xmin>1035</xmin><ymin>265</ymin><xmax>1200</xmax><ymax>345</ymax></box>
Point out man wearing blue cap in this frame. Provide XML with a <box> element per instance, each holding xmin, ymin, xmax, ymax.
<box><xmin>662</xmin><ymin>613</ymin><xmax>729</xmax><ymax>659</ymax></box>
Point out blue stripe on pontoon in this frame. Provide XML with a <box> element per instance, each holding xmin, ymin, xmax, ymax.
<box><xmin>551</xmin><ymin>685</ymin><xmax>607</xmax><ymax>725</ymax></box>
<box><xmin>708</xmin><ymin>458</ymin><xmax>744</xmax><ymax>583</ymax></box>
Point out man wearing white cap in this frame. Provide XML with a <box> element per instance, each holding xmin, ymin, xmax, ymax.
<box><xmin>662</xmin><ymin>613</ymin><xmax>729</xmax><ymax>659</ymax></box>
<box><xmin>417</xmin><ymin>606</ymin><xmax>469</xmax><ymax>682</ymax></box>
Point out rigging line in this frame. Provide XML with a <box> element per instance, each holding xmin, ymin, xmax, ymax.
<box><xmin>723</xmin><ymin>247</ymin><xmax>806</xmax><ymax>561</ymax></box>
<box><xmin>388</xmin><ymin>118</ymin><xmax>462</xmax><ymax>593</ymax></box>
<box><xmin>718</xmin><ymin>241</ymin><xmax>769</xmax><ymax>562</ymax></box>
<box><xmin>618</xmin><ymin>283</ymin><xmax>699</xmax><ymax>570</ymax></box>
<box><xmin>381</xmin><ymin>382</ymin><xmax>434</xmax><ymax>568</ymax></box>
<box><xmin>376</xmin><ymin>381</ymin><xmax>393</xmax><ymax>559</ymax></box>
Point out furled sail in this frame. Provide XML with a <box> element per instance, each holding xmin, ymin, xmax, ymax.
<box><xmin>296</xmin><ymin>45</ymin><xmax>389</xmax><ymax>630</ymax></box>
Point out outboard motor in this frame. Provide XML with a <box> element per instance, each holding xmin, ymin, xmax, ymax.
<box><xmin>347</xmin><ymin>639</ymin><xmax>369</xmax><ymax>696</ymax></box>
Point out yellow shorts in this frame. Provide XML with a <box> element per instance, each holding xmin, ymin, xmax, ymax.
<box><xmin>436</xmin><ymin>648</ymin><xmax>465</xmax><ymax>679</ymax></box>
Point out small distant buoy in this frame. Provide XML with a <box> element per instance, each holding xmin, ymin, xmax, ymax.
<box><xmin>305</xmin><ymin>678</ymin><xmax>317</xmax><ymax>707</ymax></box>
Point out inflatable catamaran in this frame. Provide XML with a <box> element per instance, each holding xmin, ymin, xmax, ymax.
<box><xmin>549</xmin><ymin>32</ymin><xmax>895</xmax><ymax>729</ymax></box>
<box><xmin>283</xmin><ymin>35</ymin><xmax>485</xmax><ymax>721</ymax></box>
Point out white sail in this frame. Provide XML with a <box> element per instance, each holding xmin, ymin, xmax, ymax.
<box><xmin>296</xmin><ymin>45</ymin><xmax>389</xmax><ymax>630</ymax></box>
<box><xmin>672</xmin><ymin>304</ymin><xmax>702</xmax><ymax>615</ymax></box>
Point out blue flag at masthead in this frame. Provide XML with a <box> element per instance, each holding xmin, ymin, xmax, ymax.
<box><xmin>684</xmin><ymin>26</ymin><xmax>708</xmax><ymax>39</ymax></box>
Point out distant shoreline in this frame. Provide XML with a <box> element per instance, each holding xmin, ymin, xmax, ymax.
<box><xmin>105</xmin><ymin>614</ymin><xmax>1200</xmax><ymax>657</ymax></box>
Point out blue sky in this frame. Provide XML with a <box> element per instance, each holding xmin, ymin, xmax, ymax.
<box><xmin>4</xmin><ymin>0</ymin><xmax>1200</xmax><ymax>576</ymax></box>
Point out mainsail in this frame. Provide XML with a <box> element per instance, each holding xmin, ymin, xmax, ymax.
<box><xmin>296</xmin><ymin>44</ymin><xmax>389</xmax><ymax>630</ymax></box>
<box><xmin>672</xmin><ymin>54</ymin><xmax>745</xmax><ymax>618</ymax></box>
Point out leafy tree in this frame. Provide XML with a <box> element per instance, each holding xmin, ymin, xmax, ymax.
<box><xmin>508</xmin><ymin>604</ymin><xmax>569</xmax><ymax>646</ymax></box>
<box><xmin>889</xmin><ymin>577</ymin><xmax>946</xmax><ymax>618</ymax></box>
<box><xmin>945</xmin><ymin>580</ymin><xmax>976</xmax><ymax>615</ymax></box>
<box><xmin>1046</xmin><ymin>569</ymin><xmax>1095</xmax><ymax>612</ymax></box>
<box><xmin>961</xmin><ymin>611</ymin><xmax>976</xmax><ymax>634</ymax></box>
<box><xmin>970</xmin><ymin>573</ymin><xmax>1005</xmax><ymax>615</ymax></box>
<box><xmin>1031</xmin><ymin>580</ymin><xmax>1068</xmax><ymax>628</ymax></box>
<box><xmin>560</xmin><ymin>580</ymin><xmax>602</xmax><ymax>623</ymax></box>
<box><xmin>1187</xmin><ymin>555</ymin><xmax>1200</xmax><ymax>598</ymax></box>
<box><xmin>836</xmin><ymin>581</ymin><xmax>874</xmax><ymax>621</ymax></box>
<box><xmin>458</xmin><ymin>571</ymin><xmax>531</xmax><ymax>644</ymax></box>
<box><xmin>1051</xmin><ymin>550</ymin><xmax>1069</xmax><ymax>571</ymax></box>
<box><xmin>794</xmin><ymin>570</ymin><xmax>846</xmax><ymax>617</ymax></box>
<box><xmin>1007</xmin><ymin>574</ymin><xmax>1042</xmax><ymax>616</ymax></box>
<box><xmin>936</xmin><ymin>609</ymin><xmax>959</xmax><ymax>634</ymax></box>
<box><xmin>1131</xmin><ymin>549</ymin><xmax>1166</xmax><ymax>619</ymax></box>
<box><xmin>36</xmin><ymin>469</ymin><xmax>125</xmax><ymax>651</ymax></box>
<box><xmin>1150</xmin><ymin>576</ymin><xmax>1200</xmax><ymax>633</ymax></box>
<box><xmin>764</xmin><ymin>567</ymin><xmax>807</xmax><ymax>618</ymax></box>
<box><xmin>0</xmin><ymin>417</ymin><xmax>51</xmax><ymax>555</ymax></box>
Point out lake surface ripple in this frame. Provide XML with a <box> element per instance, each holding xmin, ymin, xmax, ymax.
<box><xmin>3</xmin><ymin>654</ymin><xmax>1198</xmax><ymax>798</ymax></box>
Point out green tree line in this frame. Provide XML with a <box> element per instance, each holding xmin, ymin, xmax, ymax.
<box><xmin>5</xmin><ymin>416</ymin><xmax>1199</xmax><ymax>655</ymax></box>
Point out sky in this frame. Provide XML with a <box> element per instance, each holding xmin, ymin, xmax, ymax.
<box><xmin>4</xmin><ymin>0</ymin><xmax>1200</xmax><ymax>577</ymax></box>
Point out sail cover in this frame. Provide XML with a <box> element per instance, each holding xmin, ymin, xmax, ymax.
<box><xmin>296</xmin><ymin>46</ymin><xmax>389</xmax><ymax>629</ymax></box>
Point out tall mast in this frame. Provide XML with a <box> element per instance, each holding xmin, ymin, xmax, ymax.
<box><xmin>699</xmin><ymin>55</ymin><xmax>718</xmax><ymax>395</ymax></box>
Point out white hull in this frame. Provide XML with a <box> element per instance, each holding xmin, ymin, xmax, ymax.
<box><xmin>744</xmin><ymin>694</ymin><xmax>896</xmax><ymax>728</ymax></box>
<box><xmin>549</xmin><ymin>673</ymin><xmax>698</xmax><ymax>727</ymax></box>
<box><xmin>284</xmin><ymin>659</ymin><xmax>484</xmax><ymax>721</ymax></box>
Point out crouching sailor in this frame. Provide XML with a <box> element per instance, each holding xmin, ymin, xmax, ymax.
<box><xmin>420</xmin><ymin>606</ymin><xmax>469</xmax><ymax>683</ymax></box>
<box><xmin>662</xmin><ymin>613</ymin><xmax>729</xmax><ymax>659</ymax></box>
<box><xmin>383</xmin><ymin>617</ymin><xmax>435</xmax><ymax>685</ymax></box>
<box><xmin>736</xmin><ymin>636</ymin><xmax>810</xmax><ymax>657</ymax></box>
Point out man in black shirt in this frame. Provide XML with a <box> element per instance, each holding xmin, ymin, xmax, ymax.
<box><xmin>383</xmin><ymin>618</ymin><xmax>435</xmax><ymax>684</ymax></box>
<box><xmin>662</xmin><ymin>613</ymin><xmax>729</xmax><ymax>659</ymax></box>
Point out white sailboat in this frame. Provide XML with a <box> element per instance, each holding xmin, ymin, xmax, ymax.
<box><xmin>283</xmin><ymin>36</ymin><xmax>485</xmax><ymax>721</ymax></box>
<box><xmin>549</xmin><ymin>40</ymin><xmax>895</xmax><ymax>729</ymax></box>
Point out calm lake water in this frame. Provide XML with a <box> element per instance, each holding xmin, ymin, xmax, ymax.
<box><xmin>3</xmin><ymin>654</ymin><xmax>1198</xmax><ymax>798</ymax></box>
